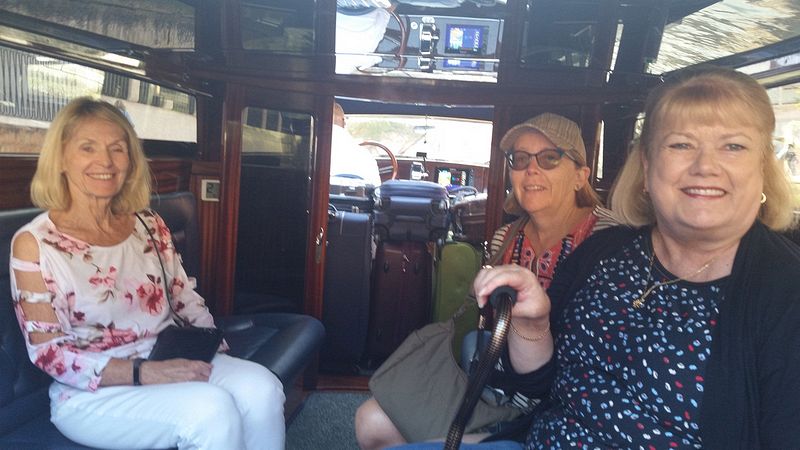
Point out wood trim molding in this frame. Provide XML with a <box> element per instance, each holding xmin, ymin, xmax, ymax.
<box><xmin>0</xmin><ymin>155</ymin><xmax>36</xmax><ymax>210</ymax></box>
<box><xmin>0</xmin><ymin>156</ymin><xmax>191</xmax><ymax>210</ymax></box>
<box><xmin>190</xmin><ymin>161</ymin><xmax>222</xmax><ymax>313</ymax></box>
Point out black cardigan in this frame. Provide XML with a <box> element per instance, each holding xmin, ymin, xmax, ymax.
<box><xmin>498</xmin><ymin>222</ymin><xmax>800</xmax><ymax>449</ymax></box>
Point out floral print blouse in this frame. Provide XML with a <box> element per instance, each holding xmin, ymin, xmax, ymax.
<box><xmin>9</xmin><ymin>209</ymin><xmax>217</xmax><ymax>405</ymax></box>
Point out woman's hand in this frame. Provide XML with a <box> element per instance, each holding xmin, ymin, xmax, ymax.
<box><xmin>474</xmin><ymin>264</ymin><xmax>554</xmax><ymax>373</ymax></box>
<box><xmin>473</xmin><ymin>264</ymin><xmax>551</xmax><ymax>323</ymax></box>
<box><xmin>139</xmin><ymin>359</ymin><xmax>212</xmax><ymax>385</ymax></box>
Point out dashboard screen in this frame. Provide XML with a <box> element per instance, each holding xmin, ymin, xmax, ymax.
<box><xmin>435</xmin><ymin>167</ymin><xmax>472</xmax><ymax>187</ymax></box>
<box><xmin>444</xmin><ymin>25</ymin><xmax>488</xmax><ymax>55</ymax></box>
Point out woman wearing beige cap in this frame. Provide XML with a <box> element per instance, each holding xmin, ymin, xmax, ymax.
<box><xmin>355</xmin><ymin>113</ymin><xmax>617</xmax><ymax>450</ymax></box>
<box><xmin>490</xmin><ymin>112</ymin><xmax>616</xmax><ymax>289</ymax></box>
<box><xmin>392</xmin><ymin>66</ymin><xmax>800</xmax><ymax>450</ymax></box>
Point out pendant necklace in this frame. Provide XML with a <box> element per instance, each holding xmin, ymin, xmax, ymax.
<box><xmin>632</xmin><ymin>247</ymin><xmax>716</xmax><ymax>309</ymax></box>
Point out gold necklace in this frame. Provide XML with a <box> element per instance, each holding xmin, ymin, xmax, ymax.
<box><xmin>632</xmin><ymin>251</ymin><xmax>716</xmax><ymax>309</ymax></box>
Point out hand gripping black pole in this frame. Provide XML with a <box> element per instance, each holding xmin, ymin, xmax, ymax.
<box><xmin>443</xmin><ymin>286</ymin><xmax>517</xmax><ymax>450</ymax></box>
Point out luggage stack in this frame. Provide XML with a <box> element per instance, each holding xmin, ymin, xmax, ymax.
<box><xmin>373</xmin><ymin>179</ymin><xmax>450</xmax><ymax>243</ymax></box>
<box><xmin>321</xmin><ymin>208</ymin><xmax>374</xmax><ymax>374</ymax></box>
<box><xmin>365</xmin><ymin>180</ymin><xmax>449</xmax><ymax>365</ymax></box>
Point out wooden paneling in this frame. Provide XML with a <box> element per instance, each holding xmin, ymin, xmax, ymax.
<box><xmin>150</xmin><ymin>158</ymin><xmax>192</xmax><ymax>193</ymax></box>
<box><xmin>216</xmin><ymin>85</ymin><xmax>245</xmax><ymax>317</ymax></box>
<box><xmin>0</xmin><ymin>156</ymin><xmax>36</xmax><ymax>210</ymax></box>
<box><xmin>190</xmin><ymin>161</ymin><xmax>223</xmax><ymax>314</ymax></box>
<box><xmin>0</xmin><ymin>157</ymin><xmax>192</xmax><ymax>209</ymax></box>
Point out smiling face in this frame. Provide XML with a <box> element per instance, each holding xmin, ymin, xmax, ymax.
<box><xmin>509</xmin><ymin>130</ymin><xmax>588</xmax><ymax>218</ymax></box>
<box><xmin>643</xmin><ymin>116</ymin><xmax>765</xmax><ymax>241</ymax></box>
<box><xmin>61</xmin><ymin>117</ymin><xmax>131</xmax><ymax>206</ymax></box>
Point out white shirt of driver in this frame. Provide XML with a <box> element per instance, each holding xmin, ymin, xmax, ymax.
<box><xmin>335</xmin><ymin>7</ymin><xmax>392</xmax><ymax>74</ymax></box>
<box><xmin>330</xmin><ymin>125</ymin><xmax>382</xmax><ymax>187</ymax></box>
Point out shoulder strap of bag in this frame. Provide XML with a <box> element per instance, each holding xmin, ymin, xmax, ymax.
<box><xmin>135</xmin><ymin>212</ymin><xmax>188</xmax><ymax>327</ymax></box>
<box><xmin>486</xmin><ymin>216</ymin><xmax>528</xmax><ymax>266</ymax></box>
<box><xmin>452</xmin><ymin>216</ymin><xmax>529</xmax><ymax>321</ymax></box>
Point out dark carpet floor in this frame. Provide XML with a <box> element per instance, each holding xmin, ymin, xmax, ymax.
<box><xmin>286</xmin><ymin>391</ymin><xmax>370</xmax><ymax>450</ymax></box>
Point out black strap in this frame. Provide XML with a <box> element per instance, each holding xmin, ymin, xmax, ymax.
<box><xmin>444</xmin><ymin>288</ymin><xmax>516</xmax><ymax>449</ymax></box>
<box><xmin>132</xmin><ymin>357</ymin><xmax>145</xmax><ymax>385</ymax></box>
<box><xmin>135</xmin><ymin>212</ymin><xmax>187</xmax><ymax>327</ymax></box>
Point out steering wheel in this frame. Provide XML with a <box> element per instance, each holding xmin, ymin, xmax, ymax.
<box><xmin>359</xmin><ymin>141</ymin><xmax>398</xmax><ymax>181</ymax></box>
<box><xmin>449</xmin><ymin>186</ymin><xmax>479</xmax><ymax>202</ymax></box>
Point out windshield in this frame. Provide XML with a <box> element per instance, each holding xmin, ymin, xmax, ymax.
<box><xmin>345</xmin><ymin>115</ymin><xmax>492</xmax><ymax>166</ymax></box>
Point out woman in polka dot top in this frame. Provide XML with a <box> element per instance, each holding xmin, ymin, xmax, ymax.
<box><xmin>467</xmin><ymin>66</ymin><xmax>800</xmax><ymax>450</ymax></box>
<box><xmin>392</xmin><ymin>67</ymin><xmax>800</xmax><ymax>450</ymax></box>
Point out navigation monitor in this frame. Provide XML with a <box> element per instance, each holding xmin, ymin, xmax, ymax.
<box><xmin>444</xmin><ymin>24</ymin><xmax>489</xmax><ymax>56</ymax></box>
<box><xmin>435</xmin><ymin>167</ymin><xmax>473</xmax><ymax>187</ymax></box>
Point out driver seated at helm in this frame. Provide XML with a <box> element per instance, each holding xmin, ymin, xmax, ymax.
<box><xmin>330</xmin><ymin>102</ymin><xmax>382</xmax><ymax>187</ymax></box>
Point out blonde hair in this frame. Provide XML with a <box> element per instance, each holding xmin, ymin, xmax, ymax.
<box><xmin>610</xmin><ymin>66</ymin><xmax>796</xmax><ymax>231</ymax></box>
<box><xmin>31</xmin><ymin>97</ymin><xmax>151</xmax><ymax>214</ymax></box>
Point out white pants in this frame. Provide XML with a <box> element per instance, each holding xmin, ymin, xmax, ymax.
<box><xmin>51</xmin><ymin>354</ymin><xmax>286</xmax><ymax>450</ymax></box>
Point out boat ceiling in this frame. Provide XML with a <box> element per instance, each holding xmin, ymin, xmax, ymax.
<box><xmin>0</xmin><ymin>0</ymin><xmax>797</xmax><ymax>83</ymax></box>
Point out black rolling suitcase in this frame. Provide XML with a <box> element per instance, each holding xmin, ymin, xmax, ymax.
<box><xmin>321</xmin><ymin>210</ymin><xmax>373</xmax><ymax>373</ymax></box>
<box><xmin>365</xmin><ymin>240</ymin><xmax>432</xmax><ymax>365</ymax></box>
<box><xmin>373</xmin><ymin>180</ymin><xmax>450</xmax><ymax>242</ymax></box>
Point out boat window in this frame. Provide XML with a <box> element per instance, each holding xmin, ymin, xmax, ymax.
<box><xmin>521</xmin><ymin>0</ymin><xmax>600</xmax><ymax>69</ymax></box>
<box><xmin>240</xmin><ymin>0</ymin><xmax>315</xmax><ymax>52</ymax></box>
<box><xmin>335</xmin><ymin>1</ymin><xmax>505</xmax><ymax>82</ymax></box>
<box><xmin>0</xmin><ymin>0</ymin><xmax>194</xmax><ymax>49</ymax></box>
<box><xmin>236</xmin><ymin>107</ymin><xmax>314</xmax><ymax>314</ymax></box>
<box><xmin>241</xmin><ymin>108</ymin><xmax>314</xmax><ymax>162</ymax></box>
<box><xmin>766</xmin><ymin>78</ymin><xmax>800</xmax><ymax>182</ymax></box>
<box><xmin>648</xmin><ymin>0</ymin><xmax>800</xmax><ymax>75</ymax></box>
<box><xmin>0</xmin><ymin>45</ymin><xmax>197</xmax><ymax>155</ymax></box>
<box><xmin>345</xmin><ymin>114</ymin><xmax>492</xmax><ymax>168</ymax></box>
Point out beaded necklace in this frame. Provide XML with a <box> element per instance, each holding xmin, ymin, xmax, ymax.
<box><xmin>511</xmin><ymin>224</ymin><xmax>574</xmax><ymax>281</ymax></box>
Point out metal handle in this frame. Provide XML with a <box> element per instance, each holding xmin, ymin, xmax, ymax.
<box><xmin>314</xmin><ymin>227</ymin><xmax>324</xmax><ymax>263</ymax></box>
<box><xmin>444</xmin><ymin>286</ymin><xmax>517</xmax><ymax>450</ymax></box>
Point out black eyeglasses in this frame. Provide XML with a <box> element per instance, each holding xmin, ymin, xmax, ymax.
<box><xmin>504</xmin><ymin>148</ymin><xmax>578</xmax><ymax>171</ymax></box>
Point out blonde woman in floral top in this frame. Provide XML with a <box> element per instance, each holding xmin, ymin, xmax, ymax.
<box><xmin>9</xmin><ymin>97</ymin><xmax>285</xmax><ymax>450</ymax></box>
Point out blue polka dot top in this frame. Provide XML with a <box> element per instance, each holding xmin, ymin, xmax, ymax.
<box><xmin>526</xmin><ymin>233</ymin><xmax>727</xmax><ymax>449</ymax></box>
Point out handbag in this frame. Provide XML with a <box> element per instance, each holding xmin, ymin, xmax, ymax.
<box><xmin>148</xmin><ymin>324</ymin><xmax>223</xmax><ymax>362</ymax></box>
<box><xmin>369</xmin><ymin>305</ymin><xmax>521</xmax><ymax>442</ymax></box>
<box><xmin>135</xmin><ymin>213</ymin><xmax>224</xmax><ymax>362</ymax></box>
<box><xmin>368</xmin><ymin>218</ymin><xmax>528</xmax><ymax>442</ymax></box>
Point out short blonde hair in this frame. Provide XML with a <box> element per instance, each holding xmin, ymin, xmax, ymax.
<box><xmin>610</xmin><ymin>66</ymin><xmax>796</xmax><ymax>231</ymax></box>
<box><xmin>31</xmin><ymin>97</ymin><xmax>151</xmax><ymax>214</ymax></box>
